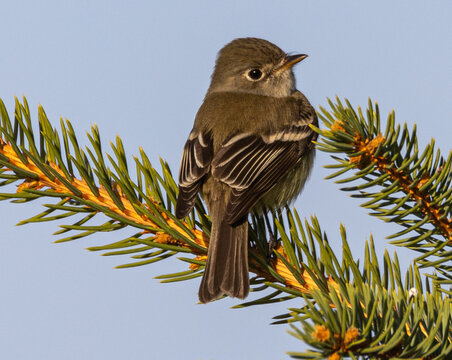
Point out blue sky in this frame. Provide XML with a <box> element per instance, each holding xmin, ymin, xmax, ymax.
<box><xmin>0</xmin><ymin>1</ymin><xmax>451</xmax><ymax>359</ymax></box>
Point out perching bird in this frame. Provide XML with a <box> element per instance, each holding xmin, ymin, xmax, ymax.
<box><xmin>175</xmin><ymin>38</ymin><xmax>318</xmax><ymax>303</ymax></box>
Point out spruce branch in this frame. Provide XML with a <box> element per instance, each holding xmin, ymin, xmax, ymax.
<box><xmin>0</xmin><ymin>96</ymin><xmax>329</xmax><ymax>300</ymax></box>
<box><xmin>0</xmin><ymin>96</ymin><xmax>450</xmax><ymax>359</ymax></box>
<box><xmin>316</xmin><ymin>98</ymin><xmax>452</xmax><ymax>280</ymax></box>
<box><xmin>282</xmin><ymin>223</ymin><xmax>451</xmax><ymax>359</ymax></box>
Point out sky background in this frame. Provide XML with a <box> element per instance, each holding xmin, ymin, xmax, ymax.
<box><xmin>0</xmin><ymin>1</ymin><xmax>451</xmax><ymax>359</ymax></box>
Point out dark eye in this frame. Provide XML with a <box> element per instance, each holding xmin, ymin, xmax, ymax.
<box><xmin>247</xmin><ymin>68</ymin><xmax>263</xmax><ymax>81</ymax></box>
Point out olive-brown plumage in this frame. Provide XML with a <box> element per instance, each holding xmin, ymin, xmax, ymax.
<box><xmin>176</xmin><ymin>38</ymin><xmax>318</xmax><ymax>303</ymax></box>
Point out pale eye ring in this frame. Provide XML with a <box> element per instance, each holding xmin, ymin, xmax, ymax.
<box><xmin>246</xmin><ymin>68</ymin><xmax>263</xmax><ymax>81</ymax></box>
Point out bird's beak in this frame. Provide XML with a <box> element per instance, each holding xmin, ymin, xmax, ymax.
<box><xmin>276</xmin><ymin>54</ymin><xmax>308</xmax><ymax>72</ymax></box>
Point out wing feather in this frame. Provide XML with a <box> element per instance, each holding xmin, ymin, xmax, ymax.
<box><xmin>211</xmin><ymin>123</ymin><xmax>316</xmax><ymax>224</ymax></box>
<box><xmin>175</xmin><ymin>131</ymin><xmax>213</xmax><ymax>219</ymax></box>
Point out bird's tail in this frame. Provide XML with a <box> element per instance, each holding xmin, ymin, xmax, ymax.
<box><xmin>198</xmin><ymin>201</ymin><xmax>249</xmax><ymax>303</ymax></box>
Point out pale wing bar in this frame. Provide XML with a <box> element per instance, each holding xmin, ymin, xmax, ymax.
<box><xmin>211</xmin><ymin>124</ymin><xmax>314</xmax><ymax>224</ymax></box>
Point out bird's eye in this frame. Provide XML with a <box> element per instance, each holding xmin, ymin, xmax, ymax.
<box><xmin>247</xmin><ymin>68</ymin><xmax>263</xmax><ymax>81</ymax></box>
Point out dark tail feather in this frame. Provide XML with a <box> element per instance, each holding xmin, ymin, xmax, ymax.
<box><xmin>198</xmin><ymin>215</ymin><xmax>249</xmax><ymax>303</ymax></box>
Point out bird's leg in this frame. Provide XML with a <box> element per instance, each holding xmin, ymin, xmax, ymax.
<box><xmin>264</xmin><ymin>210</ymin><xmax>280</xmax><ymax>261</ymax></box>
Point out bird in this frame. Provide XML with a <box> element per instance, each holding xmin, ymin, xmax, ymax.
<box><xmin>175</xmin><ymin>37</ymin><xmax>318</xmax><ymax>303</ymax></box>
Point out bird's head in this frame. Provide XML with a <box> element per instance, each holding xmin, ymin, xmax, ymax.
<box><xmin>208</xmin><ymin>37</ymin><xmax>307</xmax><ymax>98</ymax></box>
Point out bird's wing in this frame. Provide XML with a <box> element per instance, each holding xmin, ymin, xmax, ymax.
<box><xmin>176</xmin><ymin>131</ymin><xmax>213</xmax><ymax>218</ymax></box>
<box><xmin>212</xmin><ymin>123</ymin><xmax>316</xmax><ymax>224</ymax></box>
